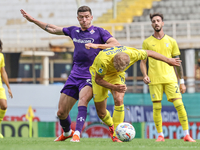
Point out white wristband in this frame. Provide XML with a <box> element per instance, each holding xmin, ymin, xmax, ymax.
<box><xmin>180</xmin><ymin>79</ymin><xmax>184</xmax><ymax>84</ymax></box>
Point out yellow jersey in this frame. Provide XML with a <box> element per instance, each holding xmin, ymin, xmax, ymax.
<box><xmin>142</xmin><ymin>35</ymin><xmax>180</xmax><ymax>85</ymax></box>
<box><xmin>0</xmin><ymin>53</ymin><xmax>5</xmax><ymax>87</ymax></box>
<box><xmin>90</xmin><ymin>46</ymin><xmax>147</xmax><ymax>76</ymax></box>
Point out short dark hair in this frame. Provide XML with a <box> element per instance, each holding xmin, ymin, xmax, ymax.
<box><xmin>0</xmin><ymin>39</ymin><xmax>2</xmax><ymax>52</ymax></box>
<box><xmin>150</xmin><ymin>13</ymin><xmax>164</xmax><ymax>21</ymax></box>
<box><xmin>77</xmin><ymin>6</ymin><xmax>92</xmax><ymax>15</ymax></box>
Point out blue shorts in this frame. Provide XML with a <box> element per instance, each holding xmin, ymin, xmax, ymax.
<box><xmin>60</xmin><ymin>75</ymin><xmax>92</xmax><ymax>100</ymax></box>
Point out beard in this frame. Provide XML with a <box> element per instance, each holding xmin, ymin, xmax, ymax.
<box><xmin>154</xmin><ymin>26</ymin><xmax>162</xmax><ymax>32</ymax></box>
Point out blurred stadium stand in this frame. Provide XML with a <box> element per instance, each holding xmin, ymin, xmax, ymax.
<box><xmin>0</xmin><ymin>0</ymin><xmax>116</xmax><ymax>52</ymax></box>
<box><xmin>1</xmin><ymin>0</ymin><xmax>200</xmax><ymax>52</ymax></box>
<box><xmin>0</xmin><ymin>0</ymin><xmax>200</xmax><ymax>93</ymax></box>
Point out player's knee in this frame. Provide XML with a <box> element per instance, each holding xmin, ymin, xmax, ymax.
<box><xmin>153</xmin><ymin>102</ymin><xmax>162</xmax><ymax>111</ymax></box>
<box><xmin>57</xmin><ymin>110</ymin><xmax>68</xmax><ymax>119</ymax></box>
<box><xmin>96</xmin><ymin>110</ymin><xmax>106</xmax><ymax>119</ymax></box>
<box><xmin>0</xmin><ymin>103</ymin><xmax>7</xmax><ymax>110</ymax></box>
<box><xmin>113</xmin><ymin>97</ymin><xmax>123</xmax><ymax>106</ymax></box>
<box><xmin>112</xmin><ymin>92</ymin><xmax>124</xmax><ymax>105</ymax></box>
<box><xmin>173</xmin><ymin>99</ymin><xmax>184</xmax><ymax>110</ymax></box>
<box><xmin>98</xmin><ymin>114</ymin><xmax>105</xmax><ymax>119</ymax></box>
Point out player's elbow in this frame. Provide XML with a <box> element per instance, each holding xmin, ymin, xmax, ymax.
<box><xmin>146</xmin><ymin>50</ymin><xmax>153</xmax><ymax>57</ymax></box>
<box><xmin>114</xmin><ymin>41</ymin><xmax>121</xmax><ymax>46</ymax></box>
<box><xmin>95</xmin><ymin>78</ymin><xmax>101</xmax><ymax>85</ymax></box>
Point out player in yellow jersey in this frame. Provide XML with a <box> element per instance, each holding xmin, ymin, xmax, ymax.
<box><xmin>0</xmin><ymin>39</ymin><xmax>13</xmax><ymax>138</ymax></box>
<box><xmin>140</xmin><ymin>13</ymin><xmax>196</xmax><ymax>142</ymax></box>
<box><xmin>88</xmin><ymin>45</ymin><xmax>181</xmax><ymax>142</ymax></box>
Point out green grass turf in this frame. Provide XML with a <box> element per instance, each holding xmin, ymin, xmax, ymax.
<box><xmin>0</xmin><ymin>138</ymin><xmax>199</xmax><ymax>150</ymax></box>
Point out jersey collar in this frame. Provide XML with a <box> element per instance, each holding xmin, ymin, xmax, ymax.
<box><xmin>152</xmin><ymin>34</ymin><xmax>165</xmax><ymax>40</ymax></box>
<box><xmin>80</xmin><ymin>25</ymin><xmax>94</xmax><ymax>32</ymax></box>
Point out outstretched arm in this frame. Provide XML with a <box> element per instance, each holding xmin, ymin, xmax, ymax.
<box><xmin>20</xmin><ymin>9</ymin><xmax>64</xmax><ymax>35</ymax></box>
<box><xmin>85</xmin><ymin>37</ymin><xmax>121</xmax><ymax>49</ymax></box>
<box><xmin>95</xmin><ymin>73</ymin><xmax>127</xmax><ymax>93</ymax></box>
<box><xmin>1</xmin><ymin>67</ymin><xmax>13</xmax><ymax>98</ymax></box>
<box><xmin>146</xmin><ymin>50</ymin><xmax>181</xmax><ymax>66</ymax></box>
<box><xmin>173</xmin><ymin>55</ymin><xmax>186</xmax><ymax>94</ymax></box>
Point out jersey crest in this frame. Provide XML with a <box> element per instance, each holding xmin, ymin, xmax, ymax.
<box><xmin>98</xmin><ymin>68</ymin><xmax>103</xmax><ymax>73</ymax></box>
<box><xmin>90</xmin><ymin>29</ymin><xmax>95</xmax><ymax>34</ymax></box>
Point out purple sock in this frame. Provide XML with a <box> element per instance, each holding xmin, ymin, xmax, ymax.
<box><xmin>75</xmin><ymin>106</ymin><xmax>87</xmax><ymax>133</ymax></box>
<box><xmin>59</xmin><ymin>115</ymin><xmax>71</xmax><ymax>132</ymax></box>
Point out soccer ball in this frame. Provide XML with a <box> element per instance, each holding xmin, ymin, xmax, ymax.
<box><xmin>115</xmin><ymin>122</ymin><xmax>136</xmax><ymax>142</ymax></box>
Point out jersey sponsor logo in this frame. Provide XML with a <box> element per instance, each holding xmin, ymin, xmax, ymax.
<box><xmin>103</xmin><ymin>47</ymin><xmax>114</xmax><ymax>52</ymax></box>
<box><xmin>76</xmin><ymin>30</ymin><xmax>80</xmax><ymax>33</ymax></box>
<box><xmin>165</xmin><ymin>43</ymin><xmax>169</xmax><ymax>47</ymax></box>
<box><xmin>90</xmin><ymin>29</ymin><xmax>95</xmax><ymax>34</ymax></box>
<box><xmin>98</xmin><ymin>68</ymin><xmax>103</xmax><ymax>73</ymax></box>
<box><xmin>105</xmin><ymin>46</ymin><xmax>127</xmax><ymax>55</ymax></box>
<box><xmin>73</xmin><ymin>38</ymin><xmax>94</xmax><ymax>43</ymax></box>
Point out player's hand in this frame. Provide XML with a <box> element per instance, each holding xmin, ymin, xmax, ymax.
<box><xmin>8</xmin><ymin>88</ymin><xmax>13</xmax><ymax>98</ymax></box>
<box><xmin>114</xmin><ymin>84</ymin><xmax>127</xmax><ymax>93</ymax></box>
<box><xmin>180</xmin><ymin>83</ymin><xmax>186</xmax><ymax>94</ymax></box>
<box><xmin>85</xmin><ymin>43</ymin><xmax>98</xmax><ymax>49</ymax></box>
<box><xmin>20</xmin><ymin>9</ymin><xmax>34</xmax><ymax>22</ymax></box>
<box><xmin>143</xmin><ymin>75</ymin><xmax>151</xmax><ymax>84</ymax></box>
<box><xmin>168</xmin><ymin>58</ymin><xmax>182</xmax><ymax>66</ymax></box>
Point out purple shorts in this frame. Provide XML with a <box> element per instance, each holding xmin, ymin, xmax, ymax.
<box><xmin>60</xmin><ymin>75</ymin><xmax>92</xmax><ymax>100</ymax></box>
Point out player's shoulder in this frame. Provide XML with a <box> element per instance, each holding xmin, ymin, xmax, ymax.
<box><xmin>93</xmin><ymin>26</ymin><xmax>108</xmax><ymax>32</ymax></box>
<box><xmin>93</xmin><ymin>25</ymin><xmax>103</xmax><ymax>30</ymax></box>
<box><xmin>164</xmin><ymin>34</ymin><xmax>176</xmax><ymax>42</ymax></box>
<box><xmin>96</xmin><ymin>51</ymin><xmax>107</xmax><ymax>64</ymax></box>
<box><xmin>0</xmin><ymin>53</ymin><xmax>4</xmax><ymax>61</ymax></box>
<box><xmin>64</xmin><ymin>26</ymin><xmax>79</xmax><ymax>31</ymax></box>
<box><xmin>143</xmin><ymin>35</ymin><xmax>154</xmax><ymax>43</ymax></box>
<box><xmin>0</xmin><ymin>53</ymin><xmax>3</xmax><ymax>57</ymax></box>
<box><xmin>143</xmin><ymin>35</ymin><xmax>155</xmax><ymax>47</ymax></box>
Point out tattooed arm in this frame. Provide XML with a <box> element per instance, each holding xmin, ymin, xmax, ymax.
<box><xmin>174</xmin><ymin>55</ymin><xmax>186</xmax><ymax>94</ymax></box>
<box><xmin>20</xmin><ymin>9</ymin><xmax>64</xmax><ymax>35</ymax></box>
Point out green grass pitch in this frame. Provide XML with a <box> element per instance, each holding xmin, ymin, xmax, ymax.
<box><xmin>0</xmin><ymin>138</ymin><xmax>199</xmax><ymax>150</ymax></box>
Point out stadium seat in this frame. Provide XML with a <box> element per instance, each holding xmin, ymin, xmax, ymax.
<box><xmin>0</xmin><ymin>0</ymin><xmax>117</xmax><ymax>51</ymax></box>
<box><xmin>133</xmin><ymin>0</ymin><xmax>200</xmax><ymax>23</ymax></box>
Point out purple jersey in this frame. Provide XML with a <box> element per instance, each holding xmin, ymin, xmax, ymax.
<box><xmin>63</xmin><ymin>25</ymin><xmax>112</xmax><ymax>78</ymax></box>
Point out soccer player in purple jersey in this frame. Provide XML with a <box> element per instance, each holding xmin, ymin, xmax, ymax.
<box><xmin>20</xmin><ymin>6</ymin><xmax>120</xmax><ymax>142</ymax></box>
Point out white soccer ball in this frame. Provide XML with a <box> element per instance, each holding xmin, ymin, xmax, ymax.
<box><xmin>116</xmin><ymin>122</ymin><xmax>136</xmax><ymax>142</ymax></box>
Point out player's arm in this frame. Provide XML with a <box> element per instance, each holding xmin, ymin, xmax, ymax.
<box><xmin>85</xmin><ymin>37</ymin><xmax>121</xmax><ymax>49</ymax></box>
<box><xmin>95</xmin><ymin>73</ymin><xmax>127</xmax><ymax>93</ymax></box>
<box><xmin>146</xmin><ymin>50</ymin><xmax>181</xmax><ymax>66</ymax></box>
<box><xmin>1</xmin><ymin>67</ymin><xmax>13</xmax><ymax>98</ymax></box>
<box><xmin>20</xmin><ymin>9</ymin><xmax>64</xmax><ymax>35</ymax></box>
<box><xmin>173</xmin><ymin>55</ymin><xmax>186</xmax><ymax>94</ymax></box>
<box><xmin>140</xmin><ymin>59</ymin><xmax>151</xmax><ymax>84</ymax></box>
